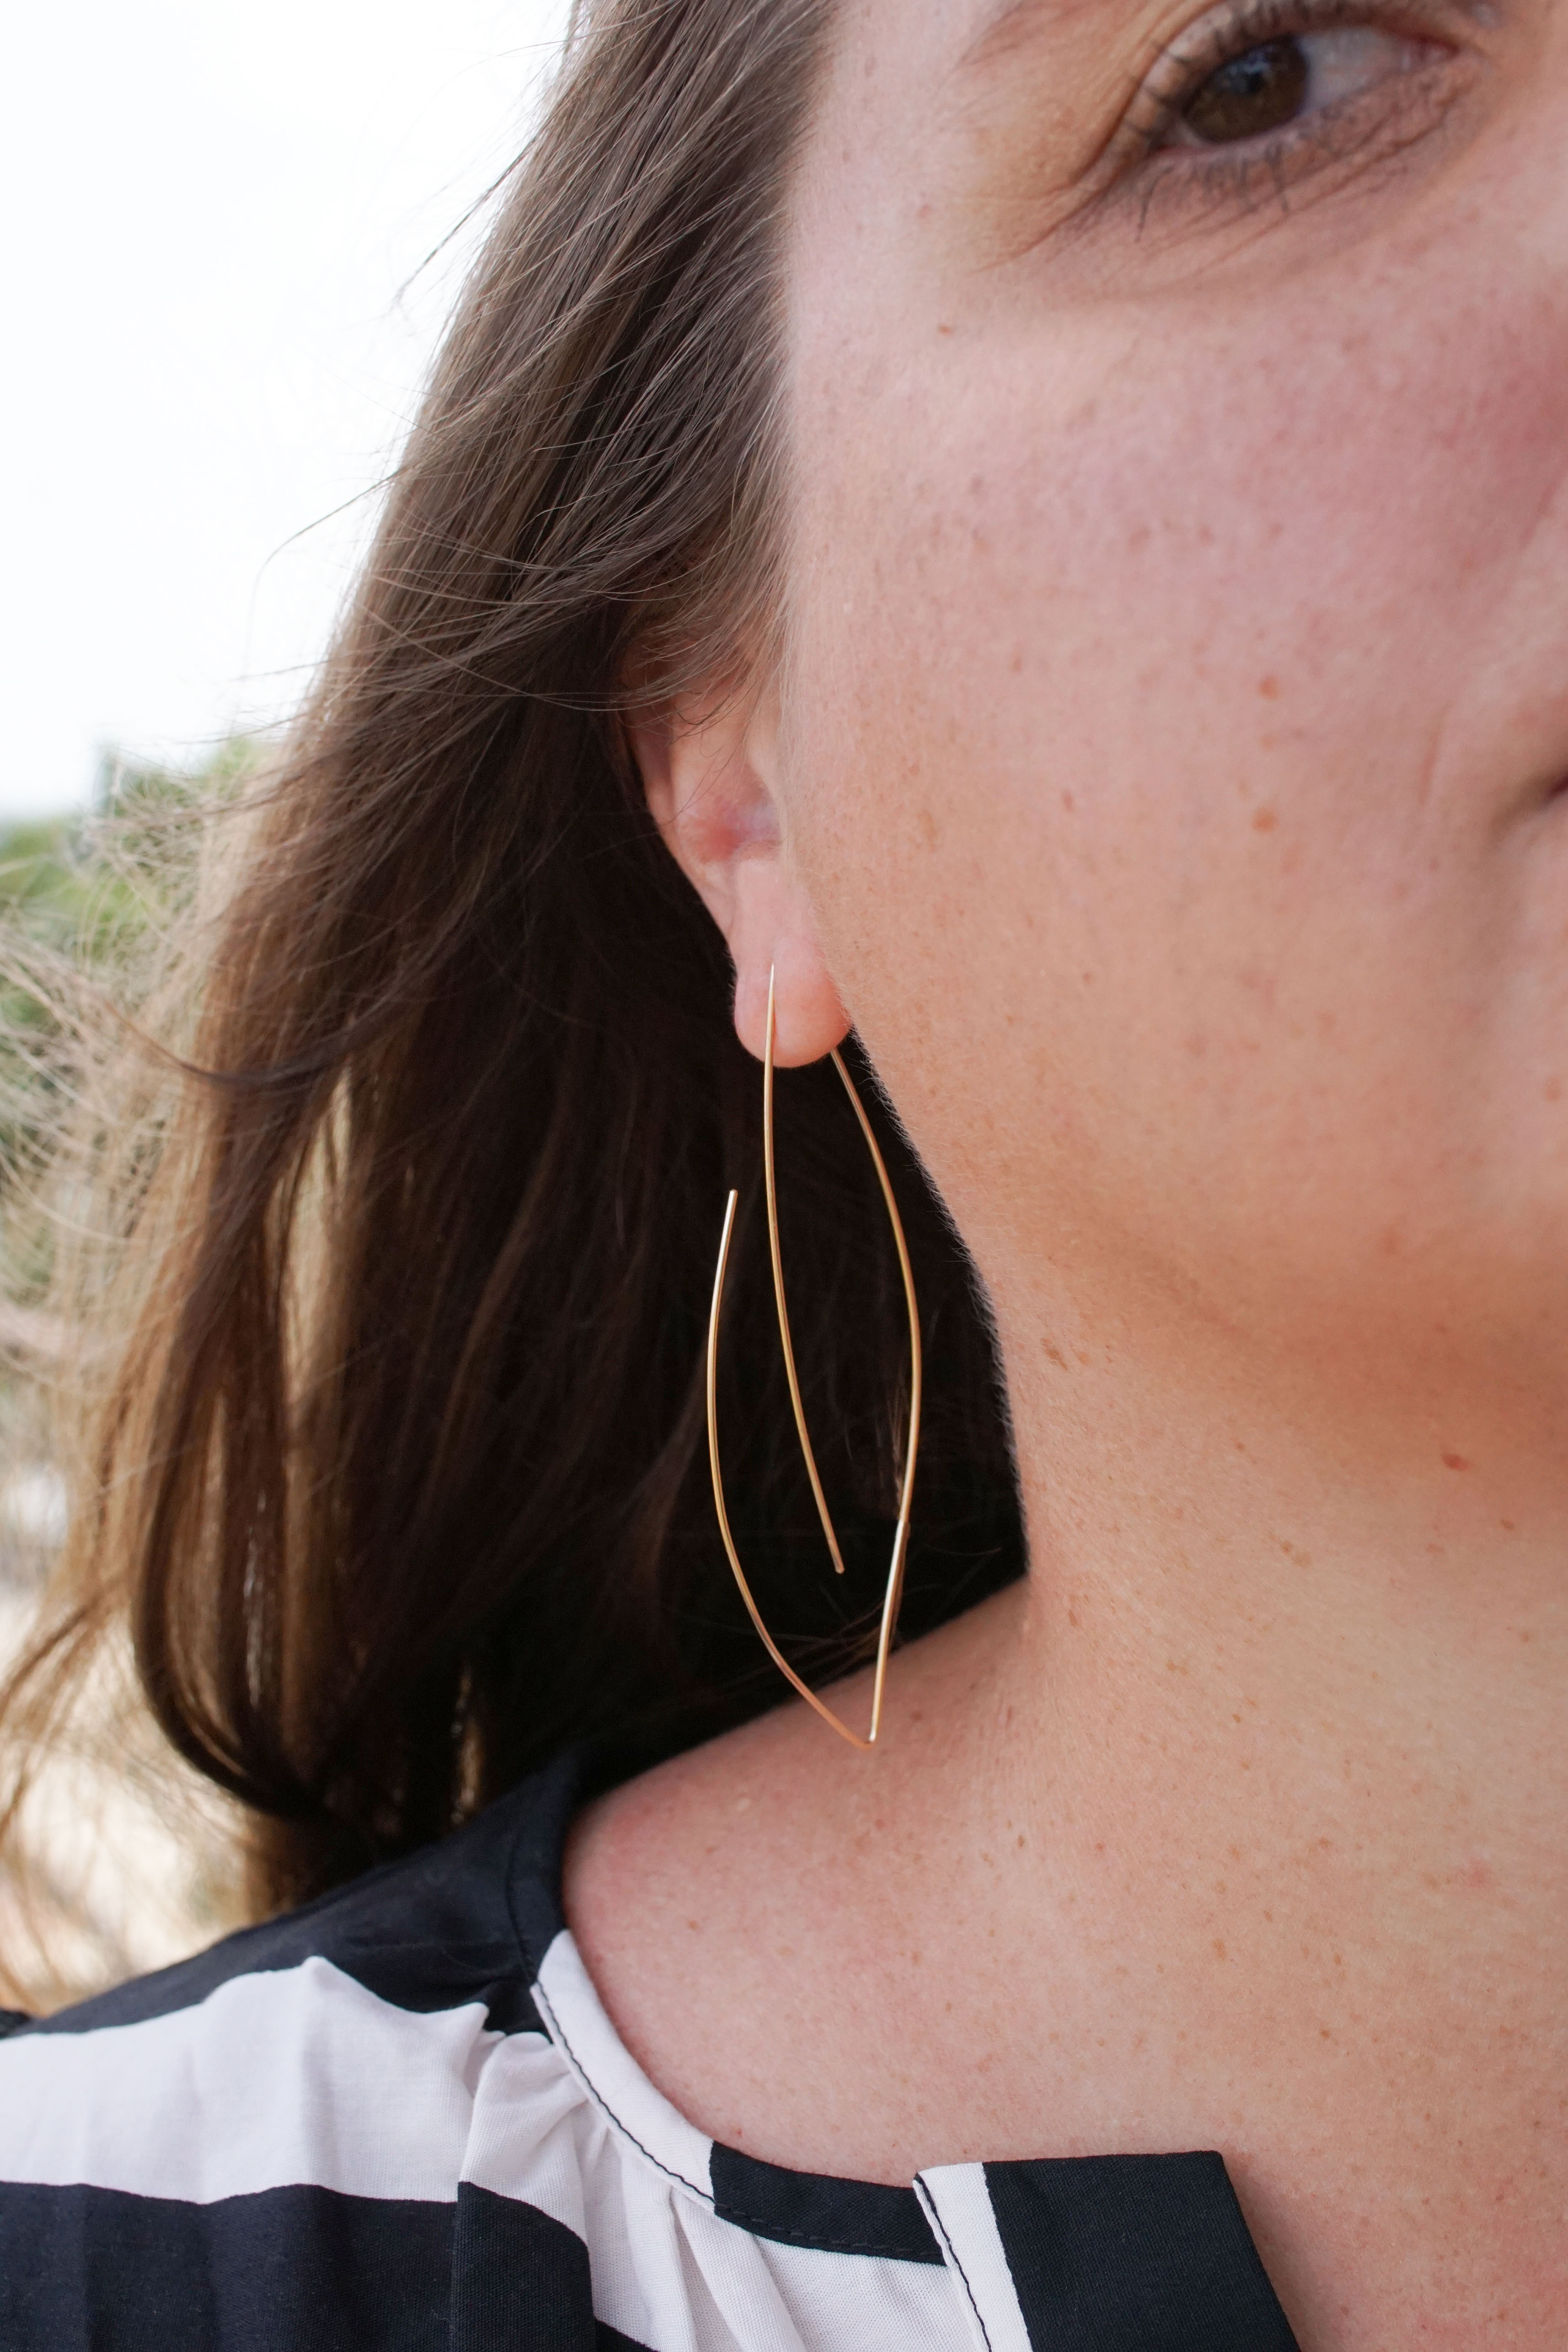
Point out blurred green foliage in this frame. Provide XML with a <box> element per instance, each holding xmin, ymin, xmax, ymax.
<box><xmin>0</xmin><ymin>740</ymin><xmax>260</xmax><ymax>1284</ymax></box>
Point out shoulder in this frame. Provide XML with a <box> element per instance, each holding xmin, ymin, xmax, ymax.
<box><xmin>563</xmin><ymin>1670</ymin><xmax>910</xmax><ymax>2166</ymax></box>
<box><xmin>561</xmin><ymin>1591</ymin><xmax>1027</xmax><ymax>2176</ymax></box>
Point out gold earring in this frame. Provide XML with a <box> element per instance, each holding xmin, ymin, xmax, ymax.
<box><xmin>706</xmin><ymin>967</ymin><xmax>921</xmax><ymax>1749</ymax></box>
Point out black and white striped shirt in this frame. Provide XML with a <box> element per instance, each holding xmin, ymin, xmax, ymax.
<box><xmin>0</xmin><ymin>1751</ymin><xmax>1299</xmax><ymax>2348</ymax></box>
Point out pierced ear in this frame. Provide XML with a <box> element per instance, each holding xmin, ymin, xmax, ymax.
<box><xmin>630</xmin><ymin>681</ymin><xmax>849</xmax><ymax>1069</ymax></box>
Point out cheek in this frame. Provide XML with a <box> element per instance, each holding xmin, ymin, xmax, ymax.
<box><xmin>783</xmin><ymin>241</ymin><xmax>1568</xmax><ymax>1323</ymax></box>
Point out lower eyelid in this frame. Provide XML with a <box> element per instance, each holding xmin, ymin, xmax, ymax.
<box><xmin>1096</xmin><ymin>40</ymin><xmax>1472</xmax><ymax>237</ymax></box>
<box><xmin>1026</xmin><ymin>10</ymin><xmax>1475</xmax><ymax>257</ymax></box>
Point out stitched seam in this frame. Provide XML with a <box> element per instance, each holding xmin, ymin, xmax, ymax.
<box><xmin>533</xmin><ymin>1977</ymin><xmax>712</xmax><ymax>2204</ymax></box>
<box><xmin>917</xmin><ymin>2190</ymin><xmax>995</xmax><ymax>2352</ymax></box>
<box><xmin>714</xmin><ymin>2203</ymin><xmax>938</xmax><ymax>2260</ymax></box>
<box><xmin>537</xmin><ymin>1956</ymin><xmax>941</xmax><ymax>2266</ymax></box>
<box><xmin>537</xmin><ymin>1980</ymin><xmax>936</xmax><ymax>2262</ymax></box>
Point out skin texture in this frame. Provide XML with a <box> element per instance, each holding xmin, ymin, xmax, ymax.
<box><xmin>582</xmin><ymin>2</ymin><xmax>1568</xmax><ymax>2342</ymax></box>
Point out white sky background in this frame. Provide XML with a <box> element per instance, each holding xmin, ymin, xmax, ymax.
<box><xmin>2</xmin><ymin>0</ymin><xmax>572</xmax><ymax>819</ymax></box>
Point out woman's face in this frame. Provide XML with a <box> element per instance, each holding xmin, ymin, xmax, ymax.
<box><xmin>777</xmin><ymin>0</ymin><xmax>1568</xmax><ymax>1442</ymax></box>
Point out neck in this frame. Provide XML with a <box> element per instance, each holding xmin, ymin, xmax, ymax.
<box><xmin>967</xmin><ymin>1264</ymin><xmax>1568</xmax><ymax>2336</ymax></box>
<box><xmin>993</xmin><ymin>1264</ymin><xmax>1568</xmax><ymax>1877</ymax></box>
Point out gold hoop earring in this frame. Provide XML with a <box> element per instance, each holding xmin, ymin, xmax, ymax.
<box><xmin>706</xmin><ymin>967</ymin><xmax>922</xmax><ymax>1749</ymax></box>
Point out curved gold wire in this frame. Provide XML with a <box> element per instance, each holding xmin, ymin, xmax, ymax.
<box><xmin>706</xmin><ymin>968</ymin><xmax>922</xmax><ymax>1749</ymax></box>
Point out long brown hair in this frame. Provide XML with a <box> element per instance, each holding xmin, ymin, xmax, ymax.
<box><xmin>1</xmin><ymin>0</ymin><xmax>1020</xmax><ymax>1944</ymax></box>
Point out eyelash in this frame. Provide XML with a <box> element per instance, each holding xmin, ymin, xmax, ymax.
<box><xmin>1115</xmin><ymin>0</ymin><xmax>1458</xmax><ymax>210</ymax></box>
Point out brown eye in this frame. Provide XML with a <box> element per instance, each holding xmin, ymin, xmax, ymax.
<box><xmin>1181</xmin><ymin>36</ymin><xmax>1310</xmax><ymax>142</ymax></box>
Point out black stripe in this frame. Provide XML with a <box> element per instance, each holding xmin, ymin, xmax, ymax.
<box><xmin>984</xmin><ymin>2153</ymin><xmax>1300</xmax><ymax>2352</ymax></box>
<box><xmin>505</xmin><ymin>1747</ymin><xmax>585</xmax><ymax>1978</ymax></box>
<box><xmin>450</xmin><ymin>2182</ymin><xmax>602</xmax><ymax>2347</ymax></box>
<box><xmin>709</xmin><ymin>2139</ymin><xmax>943</xmax><ymax>2263</ymax></box>
<box><xmin>0</xmin><ymin>2181</ymin><xmax>454</xmax><ymax>2351</ymax></box>
<box><xmin>0</xmin><ymin>2179</ymin><xmax>612</xmax><ymax>2352</ymax></box>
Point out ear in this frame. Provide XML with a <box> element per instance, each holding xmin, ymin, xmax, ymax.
<box><xmin>632</xmin><ymin>678</ymin><xmax>849</xmax><ymax>1068</ymax></box>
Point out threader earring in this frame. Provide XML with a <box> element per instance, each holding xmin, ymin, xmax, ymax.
<box><xmin>706</xmin><ymin>967</ymin><xmax>922</xmax><ymax>1749</ymax></box>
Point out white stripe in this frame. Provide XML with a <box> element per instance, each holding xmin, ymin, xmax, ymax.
<box><xmin>916</xmin><ymin>2164</ymin><xmax>1034</xmax><ymax>2352</ymax></box>
<box><xmin>699</xmin><ymin>2221</ymin><xmax>970</xmax><ymax>2352</ymax></box>
<box><xmin>534</xmin><ymin>1929</ymin><xmax>714</xmax><ymax>2199</ymax></box>
<box><xmin>0</xmin><ymin>1958</ymin><xmax>495</xmax><ymax>2204</ymax></box>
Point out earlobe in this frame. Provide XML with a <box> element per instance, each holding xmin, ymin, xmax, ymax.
<box><xmin>730</xmin><ymin>922</ymin><xmax>850</xmax><ymax>1067</ymax></box>
<box><xmin>630</xmin><ymin>683</ymin><xmax>850</xmax><ymax>1070</ymax></box>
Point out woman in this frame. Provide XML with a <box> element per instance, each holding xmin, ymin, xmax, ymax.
<box><xmin>1</xmin><ymin>0</ymin><xmax>1562</xmax><ymax>2339</ymax></box>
